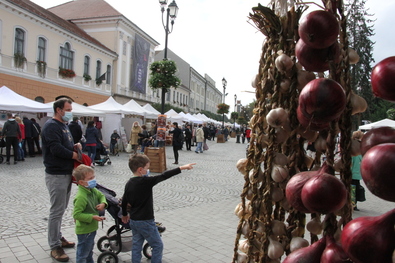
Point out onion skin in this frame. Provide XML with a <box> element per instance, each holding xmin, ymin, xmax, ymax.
<box><xmin>321</xmin><ymin>235</ymin><xmax>351</xmax><ymax>263</ymax></box>
<box><xmin>297</xmin><ymin>78</ymin><xmax>346</xmax><ymax>130</ymax></box>
<box><xmin>360</xmin><ymin>143</ymin><xmax>395</xmax><ymax>201</ymax></box>
<box><xmin>298</xmin><ymin>10</ymin><xmax>339</xmax><ymax>49</ymax></box>
<box><xmin>283</xmin><ymin>237</ymin><xmax>326</xmax><ymax>263</ymax></box>
<box><xmin>285</xmin><ymin>171</ymin><xmax>315</xmax><ymax>213</ymax></box>
<box><xmin>341</xmin><ymin>208</ymin><xmax>395</xmax><ymax>263</ymax></box>
<box><xmin>296</xmin><ymin>39</ymin><xmax>340</xmax><ymax>72</ymax></box>
<box><xmin>371</xmin><ymin>56</ymin><xmax>395</xmax><ymax>102</ymax></box>
<box><xmin>360</xmin><ymin>126</ymin><xmax>395</xmax><ymax>155</ymax></box>
<box><xmin>301</xmin><ymin>173</ymin><xmax>347</xmax><ymax>214</ymax></box>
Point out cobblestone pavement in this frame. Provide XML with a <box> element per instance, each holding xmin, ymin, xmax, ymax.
<box><xmin>0</xmin><ymin>136</ymin><xmax>393</xmax><ymax>263</ymax></box>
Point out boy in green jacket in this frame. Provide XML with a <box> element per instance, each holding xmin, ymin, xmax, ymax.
<box><xmin>73</xmin><ymin>165</ymin><xmax>107</xmax><ymax>263</ymax></box>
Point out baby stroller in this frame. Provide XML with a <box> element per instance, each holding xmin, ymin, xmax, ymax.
<box><xmin>94</xmin><ymin>141</ymin><xmax>112</xmax><ymax>166</ymax></box>
<box><xmin>96</xmin><ymin>184</ymin><xmax>166</xmax><ymax>263</ymax></box>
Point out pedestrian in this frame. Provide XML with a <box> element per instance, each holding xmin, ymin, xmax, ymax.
<box><xmin>184</xmin><ymin>124</ymin><xmax>192</xmax><ymax>151</ymax></box>
<box><xmin>1</xmin><ymin>112</ymin><xmax>21</xmax><ymax>165</ymax></box>
<box><xmin>169</xmin><ymin>122</ymin><xmax>182</xmax><ymax>164</ymax></box>
<box><xmin>85</xmin><ymin>121</ymin><xmax>100</xmax><ymax>164</ymax></box>
<box><xmin>110</xmin><ymin>129</ymin><xmax>120</xmax><ymax>155</ymax></box>
<box><xmin>23</xmin><ymin>116</ymin><xmax>35</xmax><ymax>157</ymax></box>
<box><xmin>241</xmin><ymin>125</ymin><xmax>246</xmax><ymax>144</ymax></box>
<box><xmin>223</xmin><ymin>126</ymin><xmax>230</xmax><ymax>141</ymax></box>
<box><xmin>31</xmin><ymin>118</ymin><xmax>42</xmax><ymax>154</ymax></box>
<box><xmin>15</xmin><ymin>116</ymin><xmax>25</xmax><ymax>161</ymax></box>
<box><xmin>245</xmin><ymin>126</ymin><xmax>251</xmax><ymax>143</ymax></box>
<box><xmin>203</xmin><ymin>123</ymin><xmax>210</xmax><ymax>141</ymax></box>
<box><xmin>121</xmin><ymin>154</ymin><xmax>195</xmax><ymax>263</ymax></box>
<box><xmin>194</xmin><ymin>124</ymin><xmax>204</xmax><ymax>153</ymax></box>
<box><xmin>72</xmin><ymin>164</ymin><xmax>107</xmax><ymax>263</ymax></box>
<box><xmin>139</xmin><ymin>125</ymin><xmax>149</xmax><ymax>153</ymax></box>
<box><xmin>68</xmin><ymin>116</ymin><xmax>83</xmax><ymax>144</ymax></box>
<box><xmin>130</xmin><ymin>121</ymin><xmax>142</xmax><ymax>153</ymax></box>
<box><xmin>41</xmin><ymin>97</ymin><xmax>79</xmax><ymax>262</ymax></box>
<box><xmin>351</xmin><ymin>131</ymin><xmax>365</xmax><ymax>211</ymax></box>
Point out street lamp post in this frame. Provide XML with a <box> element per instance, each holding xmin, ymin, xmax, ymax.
<box><xmin>159</xmin><ymin>0</ymin><xmax>179</xmax><ymax>114</ymax></box>
<box><xmin>234</xmin><ymin>94</ymin><xmax>237</xmax><ymax>112</ymax></box>
<box><xmin>222</xmin><ymin>77</ymin><xmax>227</xmax><ymax>129</ymax></box>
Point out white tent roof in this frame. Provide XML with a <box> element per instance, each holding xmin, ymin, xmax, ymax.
<box><xmin>358</xmin><ymin>118</ymin><xmax>395</xmax><ymax>130</ymax></box>
<box><xmin>46</xmin><ymin>101</ymin><xmax>106</xmax><ymax>117</ymax></box>
<box><xmin>143</xmin><ymin>104</ymin><xmax>161</xmax><ymax>115</ymax></box>
<box><xmin>123</xmin><ymin>99</ymin><xmax>152</xmax><ymax>117</ymax></box>
<box><xmin>183</xmin><ymin>112</ymin><xmax>203</xmax><ymax>124</ymax></box>
<box><xmin>0</xmin><ymin>86</ymin><xmax>52</xmax><ymax>113</ymax></box>
<box><xmin>88</xmin><ymin>97</ymin><xmax>140</xmax><ymax>115</ymax></box>
<box><xmin>165</xmin><ymin>109</ymin><xmax>188</xmax><ymax>123</ymax></box>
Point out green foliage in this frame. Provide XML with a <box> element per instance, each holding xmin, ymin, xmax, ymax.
<box><xmin>201</xmin><ymin>110</ymin><xmax>227</xmax><ymax>122</ymax></box>
<box><xmin>148</xmin><ymin>60</ymin><xmax>181</xmax><ymax>93</ymax></box>
<box><xmin>14</xmin><ymin>53</ymin><xmax>26</xmax><ymax>68</ymax></box>
<box><xmin>387</xmin><ymin>108</ymin><xmax>395</xmax><ymax>120</ymax></box>
<box><xmin>83</xmin><ymin>73</ymin><xmax>92</xmax><ymax>81</ymax></box>
<box><xmin>237</xmin><ymin>116</ymin><xmax>248</xmax><ymax>125</ymax></box>
<box><xmin>151</xmin><ymin>103</ymin><xmax>184</xmax><ymax>114</ymax></box>
<box><xmin>231</xmin><ymin>112</ymin><xmax>239</xmax><ymax>121</ymax></box>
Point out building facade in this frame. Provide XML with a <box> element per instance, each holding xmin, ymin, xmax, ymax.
<box><xmin>0</xmin><ymin>0</ymin><xmax>223</xmax><ymax>116</ymax></box>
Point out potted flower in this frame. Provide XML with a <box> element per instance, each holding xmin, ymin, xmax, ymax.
<box><xmin>36</xmin><ymin>61</ymin><xmax>46</xmax><ymax>77</ymax></box>
<box><xmin>83</xmin><ymin>73</ymin><xmax>92</xmax><ymax>82</ymax></box>
<box><xmin>148</xmin><ymin>60</ymin><xmax>181</xmax><ymax>93</ymax></box>
<box><xmin>58</xmin><ymin>67</ymin><xmax>76</xmax><ymax>78</ymax></box>
<box><xmin>14</xmin><ymin>53</ymin><xmax>27</xmax><ymax>68</ymax></box>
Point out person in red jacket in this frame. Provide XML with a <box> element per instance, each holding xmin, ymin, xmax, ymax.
<box><xmin>245</xmin><ymin>126</ymin><xmax>251</xmax><ymax>143</ymax></box>
<box><xmin>15</xmin><ymin>116</ymin><xmax>25</xmax><ymax>161</ymax></box>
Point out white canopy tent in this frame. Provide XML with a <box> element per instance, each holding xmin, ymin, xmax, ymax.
<box><xmin>46</xmin><ymin>101</ymin><xmax>106</xmax><ymax>117</ymax></box>
<box><xmin>164</xmin><ymin>109</ymin><xmax>188</xmax><ymax>123</ymax></box>
<box><xmin>143</xmin><ymin>103</ymin><xmax>161</xmax><ymax>116</ymax></box>
<box><xmin>183</xmin><ymin>112</ymin><xmax>203</xmax><ymax>124</ymax></box>
<box><xmin>358</xmin><ymin>118</ymin><xmax>395</xmax><ymax>130</ymax></box>
<box><xmin>88</xmin><ymin>97</ymin><xmax>140</xmax><ymax>115</ymax></box>
<box><xmin>123</xmin><ymin>99</ymin><xmax>152</xmax><ymax>118</ymax></box>
<box><xmin>0</xmin><ymin>86</ymin><xmax>52</xmax><ymax>113</ymax></box>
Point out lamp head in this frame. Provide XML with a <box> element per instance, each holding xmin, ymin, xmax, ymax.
<box><xmin>169</xmin><ymin>0</ymin><xmax>179</xmax><ymax>19</ymax></box>
<box><xmin>222</xmin><ymin>77</ymin><xmax>227</xmax><ymax>87</ymax></box>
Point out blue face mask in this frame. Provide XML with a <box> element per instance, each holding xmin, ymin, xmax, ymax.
<box><xmin>62</xmin><ymin>111</ymin><xmax>73</xmax><ymax>122</ymax></box>
<box><xmin>85</xmin><ymin>179</ymin><xmax>97</xmax><ymax>189</ymax></box>
<box><xmin>143</xmin><ymin>169</ymin><xmax>150</xmax><ymax>177</ymax></box>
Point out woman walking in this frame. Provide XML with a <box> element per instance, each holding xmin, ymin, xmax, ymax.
<box><xmin>130</xmin><ymin>121</ymin><xmax>142</xmax><ymax>153</ymax></box>
<box><xmin>85</xmin><ymin>121</ymin><xmax>100</xmax><ymax>164</ymax></box>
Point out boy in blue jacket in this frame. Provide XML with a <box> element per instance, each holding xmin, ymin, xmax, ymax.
<box><xmin>73</xmin><ymin>165</ymin><xmax>107</xmax><ymax>263</ymax></box>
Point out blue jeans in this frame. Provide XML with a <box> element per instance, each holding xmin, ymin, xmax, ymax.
<box><xmin>195</xmin><ymin>142</ymin><xmax>203</xmax><ymax>153</ymax></box>
<box><xmin>76</xmin><ymin>231</ymin><xmax>96</xmax><ymax>263</ymax></box>
<box><xmin>129</xmin><ymin>219</ymin><xmax>163</xmax><ymax>263</ymax></box>
<box><xmin>18</xmin><ymin>140</ymin><xmax>24</xmax><ymax>160</ymax></box>
<box><xmin>86</xmin><ymin>145</ymin><xmax>96</xmax><ymax>163</ymax></box>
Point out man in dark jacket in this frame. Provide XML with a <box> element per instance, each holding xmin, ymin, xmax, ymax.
<box><xmin>1</xmin><ymin>112</ymin><xmax>21</xmax><ymax>164</ymax></box>
<box><xmin>68</xmin><ymin>116</ymin><xmax>83</xmax><ymax>144</ymax></box>
<box><xmin>41</xmin><ymin>98</ymin><xmax>79</xmax><ymax>262</ymax></box>
<box><xmin>23</xmin><ymin>116</ymin><xmax>35</xmax><ymax>157</ymax></box>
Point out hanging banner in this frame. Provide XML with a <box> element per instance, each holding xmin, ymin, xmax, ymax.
<box><xmin>130</xmin><ymin>34</ymin><xmax>150</xmax><ymax>94</ymax></box>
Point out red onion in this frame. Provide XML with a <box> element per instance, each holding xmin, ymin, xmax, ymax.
<box><xmin>297</xmin><ymin>107</ymin><xmax>330</xmax><ymax>131</ymax></box>
<box><xmin>301</xmin><ymin>173</ymin><xmax>347</xmax><ymax>214</ymax></box>
<box><xmin>360</xmin><ymin>143</ymin><xmax>395</xmax><ymax>202</ymax></box>
<box><xmin>286</xmin><ymin>164</ymin><xmax>334</xmax><ymax>213</ymax></box>
<box><xmin>283</xmin><ymin>237</ymin><xmax>326</xmax><ymax>263</ymax></box>
<box><xmin>297</xmin><ymin>78</ymin><xmax>346</xmax><ymax>130</ymax></box>
<box><xmin>341</xmin><ymin>208</ymin><xmax>395</xmax><ymax>263</ymax></box>
<box><xmin>321</xmin><ymin>235</ymin><xmax>352</xmax><ymax>263</ymax></box>
<box><xmin>360</xmin><ymin>126</ymin><xmax>395</xmax><ymax>155</ymax></box>
<box><xmin>371</xmin><ymin>56</ymin><xmax>395</xmax><ymax>102</ymax></box>
<box><xmin>298</xmin><ymin>10</ymin><xmax>340</xmax><ymax>49</ymax></box>
<box><xmin>295</xmin><ymin>39</ymin><xmax>340</xmax><ymax>72</ymax></box>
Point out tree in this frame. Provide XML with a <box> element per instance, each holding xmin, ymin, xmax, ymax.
<box><xmin>387</xmin><ymin>108</ymin><xmax>395</xmax><ymax>120</ymax></box>
<box><xmin>231</xmin><ymin>112</ymin><xmax>239</xmax><ymax>123</ymax></box>
<box><xmin>346</xmin><ymin>0</ymin><xmax>378</xmax><ymax>127</ymax></box>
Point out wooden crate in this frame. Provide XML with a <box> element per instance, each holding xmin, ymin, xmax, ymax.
<box><xmin>144</xmin><ymin>147</ymin><xmax>166</xmax><ymax>173</ymax></box>
<box><xmin>217</xmin><ymin>134</ymin><xmax>225</xmax><ymax>143</ymax></box>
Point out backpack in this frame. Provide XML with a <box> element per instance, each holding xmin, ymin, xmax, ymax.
<box><xmin>178</xmin><ymin>131</ymin><xmax>185</xmax><ymax>143</ymax></box>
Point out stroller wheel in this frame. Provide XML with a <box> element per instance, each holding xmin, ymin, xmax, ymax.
<box><xmin>143</xmin><ymin>243</ymin><xmax>152</xmax><ymax>259</ymax></box>
<box><xmin>97</xmin><ymin>251</ymin><xmax>118</xmax><ymax>263</ymax></box>
<box><xmin>97</xmin><ymin>236</ymin><xmax>121</xmax><ymax>254</ymax></box>
<box><xmin>107</xmin><ymin>161</ymin><xmax>112</xmax><ymax>165</ymax></box>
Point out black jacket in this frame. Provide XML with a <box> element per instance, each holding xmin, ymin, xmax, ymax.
<box><xmin>68</xmin><ymin>121</ymin><xmax>83</xmax><ymax>143</ymax></box>
<box><xmin>2</xmin><ymin>119</ymin><xmax>21</xmax><ymax>137</ymax></box>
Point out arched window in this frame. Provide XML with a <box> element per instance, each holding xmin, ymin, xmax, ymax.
<box><xmin>35</xmin><ymin>96</ymin><xmax>45</xmax><ymax>103</ymax></box>
<box><xmin>84</xmin><ymin>56</ymin><xmax>90</xmax><ymax>75</ymax></box>
<box><xmin>59</xmin><ymin>42</ymin><xmax>73</xmax><ymax>69</ymax></box>
<box><xmin>14</xmin><ymin>28</ymin><xmax>25</xmax><ymax>55</ymax></box>
<box><xmin>38</xmin><ymin>37</ymin><xmax>46</xmax><ymax>62</ymax></box>
<box><xmin>106</xmin><ymin>65</ymin><xmax>111</xmax><ymax>84</ymax></box>
<box><xmin>96</xmin><ymin>60</ymin><xmax>101</xmax><ymax>79</ymax></box>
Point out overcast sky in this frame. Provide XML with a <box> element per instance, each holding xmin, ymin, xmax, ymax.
<box><xmin>31</xmin><ymin>0</ymin><xmax>395</xmax><ymax>109</ymax></box>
